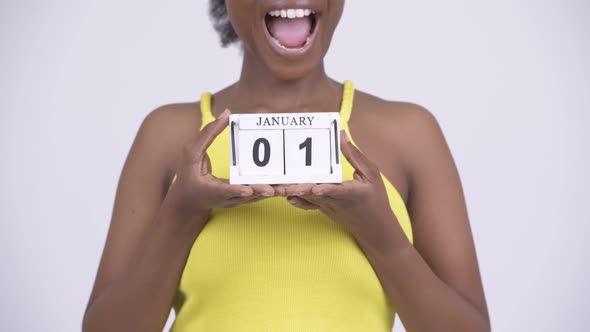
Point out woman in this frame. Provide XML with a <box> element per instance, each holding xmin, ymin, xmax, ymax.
<box><xmin>83</xmin><ymin>1</ymin><xmax>490</xmax><ymax>331</ymax></box>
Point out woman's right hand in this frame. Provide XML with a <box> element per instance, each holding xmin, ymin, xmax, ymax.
<box><xmin>164</xmin><ymin>108</ymin><xmax>280</xmax><ymax>228</ymax></box>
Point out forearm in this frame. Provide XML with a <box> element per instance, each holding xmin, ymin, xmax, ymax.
<box><xmin>83</xmin><ymin>198</ymin><xmax>207</xmax><ymax>332</ymax></box>
<box><xmin>357</xmin><ymin>224</ymin><xmax>490</xmax><ymax>332</ymax></box>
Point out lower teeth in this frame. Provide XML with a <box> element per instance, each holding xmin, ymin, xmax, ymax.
<box><xmin>272</xmin><ymin>36</ymin><xmax>310</xmax><ymax>51</ymax></box>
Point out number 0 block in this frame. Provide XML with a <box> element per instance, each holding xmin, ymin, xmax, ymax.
<box><xmin>229</xmin><ymin>112</ymin><xmax>342</xmax><ymax>184</ymax></box>
<box><xmin>238</xmin><ymin>130</ymin><xmax>284</xmax><ymax>176</ymax></box>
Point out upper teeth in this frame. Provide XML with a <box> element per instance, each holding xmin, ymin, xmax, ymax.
<box><xmin>268</xmin><ymin>9</ymin><xmax>313</xmax><ymax>18</ymax></box>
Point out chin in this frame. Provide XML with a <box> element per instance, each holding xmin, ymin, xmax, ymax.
<box><xmin>266</xmin><ymin>58</ymin><xmax>323</xmax><ymax>81</ymax></box>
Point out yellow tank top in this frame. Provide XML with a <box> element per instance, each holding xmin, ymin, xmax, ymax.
<box><xmin>171</xmin><ymin>81</ymin><xmax>413</xmax><ymax>331</ymax></box>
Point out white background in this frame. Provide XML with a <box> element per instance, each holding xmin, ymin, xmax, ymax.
<box><xmin>1</xmin><ymin>0</ymin><xmax>589</xmax><ymax>331</ymax></box>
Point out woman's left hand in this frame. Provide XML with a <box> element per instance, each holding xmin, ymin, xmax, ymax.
<box><xmin>284</xmin><ymin>131</ymin><xmax>403</xmax><ymax>250</ymax></box>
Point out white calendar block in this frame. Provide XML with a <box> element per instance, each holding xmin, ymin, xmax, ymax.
<box><xmin>229</xmin><ymin>112</ymin><xmax>342</xmax><ymax>184</ymax></box>
<box><xmin>237</xmin><ymin>129</ymin><xmax>284</xmax><ymax>176</ymax></box>
<box><xmin>284</xmin><ymin>129</ymin><xmax>331</xmax><ymax>175</ymax></box>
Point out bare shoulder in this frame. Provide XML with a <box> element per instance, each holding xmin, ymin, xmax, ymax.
<box><xmin>140</xmin><ymin>101</ymin><xmax>201</xmax><ymax>141</ymax></box>
<box><xmin>349</xmin><ymin>89</ymin><xmax>448</xmax><ymax>200</ymax></box>
<box><xmin>136</xmin><ymin>101</ymin><xmax>203</xmax><ymax>180</ymax></box>
<box><xmin>352</xmin><ymin>89</ymin><xmax>444</xmax><ymax>151</ymax></box>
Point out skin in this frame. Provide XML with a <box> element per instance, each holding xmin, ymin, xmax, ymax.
<box><xmin>83</xmin><ymin>1</ymin><xmax>490</xmax><ymax>331</ymax></box>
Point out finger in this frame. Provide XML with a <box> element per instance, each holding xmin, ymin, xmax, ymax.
<box><xmin>287</xmin><ymin>196</ymin><xmax>320</xmax><ymax>210</ymax></box>
<box><xmin>273</xmin><ymin>185</ymin><xmax>287</xmax><ymax>197</ymax></box>
<box><xmin>193</xmin><ymin>109</ymin><xmax>231</xmax><ymax>162</ymax></box>
<box><xmin>222</xmin><ymin>195</ymin><xmax>266</xmax><ymax>208</ymax></box>
<box><xmin>209</xmin><ymin>178</ymin><xmax>254</xmax><ymax>198</ymax></box>
<box><xmin>300</xmin><ymin>191</ymin><xmax>329</xmax><ymax>204</ymax></box>
<box><xmin>249</xmin><ymin>184</ymin><xmax>275</xmax><ymax>197</ymax></box>
<box><xmin>245</xmin><ymin>195</ymin><xmax>268</xmax><ymax>204</ymax></box>
<box><xmin>340</xmin><ymin>130</ymin><xmax>378</xmax><ymax>180</ymax></box>
<box><xmin>284</xmin><ymin>183</ymin><xmax>315</xmax><ymax>196</ymax></box>
<box><xmin>298</xmin><ymin>194</ymin><xmax>336</xmax><ymax>211</ymax></box>
<box><xmin>312</xmin><ymin>181</ymin><xmax>366</xmax><ymax>200</ymax></box>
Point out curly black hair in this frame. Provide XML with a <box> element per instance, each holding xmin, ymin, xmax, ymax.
<box><xmin>209</xmin><ymin>0</ymin><xmax>239</xmax><ymax>47</ymax></box>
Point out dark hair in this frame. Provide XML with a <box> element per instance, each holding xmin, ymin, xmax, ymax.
<box><xmin>209</xmin><ymin>0</ymin><xmax>239</xmax><ymax>47</ymax></box>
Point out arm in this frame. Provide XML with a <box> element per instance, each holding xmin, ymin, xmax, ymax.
<box><xmin>285</xmin><ymin>105</ymin><xmax>489</xmax><ymax>332</ymax></box>
<box><xmin>83</xmin><ymin>193</ymin><xmax>208</xmax><ymax>332</ymax></box>
<box><xmin>83</xmin><ymin>107</ymin><xmax>264</xmax><ymax>332</ymax></box>
<box><xmin>357</xmin><ymin>106</ymin><xmax>490</xmax><ymax>332</ymax></box>
<box><xmin>82</xmin><ymin>106</ymin><xmax>205</xmax><ymax>332</ymax></box>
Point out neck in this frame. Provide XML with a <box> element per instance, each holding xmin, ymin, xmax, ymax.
<box><xmin>226</xmin><ymin>50</ymin><xmax>341</xmax><ymax>114</ymax></box>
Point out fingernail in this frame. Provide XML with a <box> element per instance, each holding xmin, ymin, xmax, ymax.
<box><xmin>241</xmin><ymin>190</ymin><xmax>251</xmax><ymax>197</ymax></box>
<box><xmin>288</xmin><ymin>198</ymin><xmax>297</xmax><ymax>205</ymax></box>
<box><xmin>343</xmin><ymin>130</ymin><xmax>351</xmax><ymax>143</ymax></box>
<box><xmin>219</xmin><ymin>108</ymin><xmax>230</xmax><ymax>119</ymax></box>
<box><xmin>315</xmin><ymin>191</ymin><xmax>323</xmax><ymax>195</ymax></box>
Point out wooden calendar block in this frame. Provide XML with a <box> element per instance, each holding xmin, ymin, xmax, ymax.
<box><xmin>284</xmin><ymin>129</ymin><xmax>331</xmax><ymax>175</ymax></box>
<box><xmin>229</xmin><ymin>112</ymin><xmax>342</xmax><ymax>184</ymax></box>
<box><xmin>237</xmin><ymin>129</ymin><xmax>284</xmax><ymax>176</ymax></box>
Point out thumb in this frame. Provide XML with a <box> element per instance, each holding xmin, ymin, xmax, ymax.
<box><xmin>194</xmin><ymin>108</ymin><xmax>231</xmax><ymax>165</ymax></box>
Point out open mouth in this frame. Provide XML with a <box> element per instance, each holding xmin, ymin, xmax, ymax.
<box><xmin>264</xmin><ymin>8</ymin><xmax>318</xmax><ymax>51</ymax></box>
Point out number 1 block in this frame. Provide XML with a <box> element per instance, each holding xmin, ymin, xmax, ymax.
<box><xmin>284</xmin><ymin>129</ymin><xmax>331</xmax><ymax>175</ymax></box>
<box><xmin>229</xmin><ymin>112</ymin><xmax>342</xmax><ymax>184</ymax></box>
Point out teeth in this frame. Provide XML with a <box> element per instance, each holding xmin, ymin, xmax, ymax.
<box><xmin>271</xmin><ymin>36</ymin><xmax>311</xmax><ymax>51</ymax></box>
<box><xmin>267</xmin><ymin>8</ymin><xmax>314</xmax><ymax>18</ymax></box>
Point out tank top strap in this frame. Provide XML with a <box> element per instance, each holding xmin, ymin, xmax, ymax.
<box><xmin>339</xmin><ymin>81</ymin><xmax>355</xmax><ymax>134</ymax></box>
<box><xmin>200</xmin><ymin>92</ymin><xmax>215</xmax><ymax>130</ymax></box>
